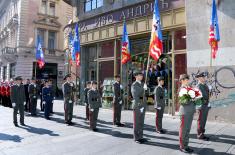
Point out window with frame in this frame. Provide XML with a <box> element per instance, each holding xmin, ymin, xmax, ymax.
<box><xmin>10</xmin><ymin>63</ymin><xmax>16</xmax><ymax>78</ymax></box>
<box><xmin>37</xmin><ymin>29</ymin><xmax>45</xmax><ymax>47</ymax></box>
<box><xmin>48</xmin><ymin>31</ymin><xmax>56</xmax><ymax>50</ymax></box>
<box><xmin>84</xmin><ymin>0</ymin><xmax>103</xmax><ymax>12</ymax></box>
<box><xmin>41</xmin><ymin>0</ymin><xmax>47</xmax><ymax>14</ymax></box>
<box><xmin>49</xmin><ymin>2</ymin><xmax>55</xmax><ymax>16</ymax></box>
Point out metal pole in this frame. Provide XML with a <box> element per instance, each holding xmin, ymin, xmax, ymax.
<box><xmin>171</xmin><ymin>31</ymin><xmax>175</xmax><ymax>116</ymax></box>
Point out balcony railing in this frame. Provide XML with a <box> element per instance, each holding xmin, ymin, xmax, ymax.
<box><xmin>1</xmin><ymin>47</ymin><xmax>17</xmax><ymax>55</ymax></box>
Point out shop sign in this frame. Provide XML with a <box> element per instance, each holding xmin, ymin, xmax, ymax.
<box><xmin>79</xmin><ymin>0</ymin><xmax>185</xmax><ymax>32</ymax></box>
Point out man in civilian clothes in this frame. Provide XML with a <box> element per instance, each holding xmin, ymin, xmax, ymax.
<box><xmin>131</xmin><ymin>70</ymin><xmax>148</xmax><ymax>144</ymax></box>
<box><xmin>84</xmin><ymin>81</ymin><xmax>91</xmax><ymax>120</ymax></box>
<box><xmin>112</xmin><ymin>75</ymin><xmax>125</xmax><ymax>127</ymax></box>
<box><xmin>63</xmin><ymin>74</ymin><xmax>76</xmax><ymax>125</ymax></box>
<box><xmin>10</xmin><ymin>76</ymin><xmax>26</xmax><ymax>127</ymax></box>
<box><xmin>154</xmin><ymin>76</ymin><xmax>166</xmax><ymax>134</ymax></box>
<box><xmin>196</xmin><ymin>72</ymin><xmax>210</xmax><ymax>141</ymax></box>
<box><xmin>28</xmin><ymin>77</ymin><xmax>38</xmax><ymax>116</ymax></box>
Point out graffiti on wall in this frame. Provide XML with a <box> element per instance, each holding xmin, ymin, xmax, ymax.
<box><xmin>191</xmin><ymin>66</ymin><xmax>235</xmax><ymax>108</ymax></box>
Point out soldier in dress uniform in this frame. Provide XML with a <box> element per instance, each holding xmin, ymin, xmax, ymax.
<box><xmin>131</xmin><ymin>70</ymin><xmax>148</xmax><ymax>144</ymax></box>
<box><xmin>112</xmin><ymin>75</ymin><xmax>125</xmax><ymax>127</ymax></box>
<box><xmin>62</xmin><ymin>74</ymin><xmax>76</xmax><ymax>125</ymax></box>
<box><xmin>28</xmin><ymin>77</ymin><xmax>38</xmax><ymax>116</ymax></box>
<box><xmin>178</xmin><ymin>74</ymin><xmax>195</xmax><ymax>153</ymax></box>
<box><xmin>24</xmin><ymin>79</ymin><xmax>30</xmax><ymax>111</ymax></box>
<box><xmin>196</xmin><ymin>72</ymin><xmax>210</xmax><ymax>141</ymax></box>
<box><xmin>88</xmin><ymin>81</ymin><xmax>102</xmax><ymax>131</ymax></box>
<box><xmin>10</xmin><ymin>76</ymin><xmax>26</xmax><ymax>127</ymax></box>
<box><xmin>84</xmin><ymin>81</ymin><xmax>91</xmax><ymax>120</ymax></box>
<box><xmin>6</xmin><ymin>81</ymin><xmax>11</xmax><ymax>107</ymax></box>
<box><xmin>42</xmin><ymin>80</ymin><xmax>53</xmax><ymax>120</ymax></box>
<box><xmin>154</xmin><ymin>76</ymin><xmax>166</xmax><ymax>134</ymax></box>
<box><xmin>2</xmin><ymin>81</ymin><xmax>7</xmax><ymax>107</ymax></box>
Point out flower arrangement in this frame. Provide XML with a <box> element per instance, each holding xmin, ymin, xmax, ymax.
<box><xmin>178</xmin><ymin>87</ymin><xmax>203</xmax><ymax>105</ymax></box>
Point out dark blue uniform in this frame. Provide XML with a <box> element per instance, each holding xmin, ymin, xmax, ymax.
<box><xmin>42</xmin><ymin>86</ymin><xmax>53</xmax><ymax>119</ymax></box>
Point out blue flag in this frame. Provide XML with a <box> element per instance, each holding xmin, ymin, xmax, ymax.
<box><xmin>73</xmin><ymin>23</ymin><xmax>80</xmax><ymax>66</ymax></box>
<box><xmin>36</xmin><ymin>37</ymin><xmax>45</xmax><ymax>69</ymax></box>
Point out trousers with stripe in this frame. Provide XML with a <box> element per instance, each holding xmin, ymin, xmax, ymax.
<box><xmin>113</xmin><ymin>103</ymin><xmax>122</xmax><ymax>124</ymax></box>
<box><xmin>133</xmin><ymin>107</ymin><xmax>145</xmax><ymax>141</ymax></box>
<box><xmin>179</xmin><ymin>112</ymin><xmax>194</xmax><ymax>149</ymax></box>
<box><xmin>155</xmin><ymin>108</ymin><xmax>164</xmax><ymax>131</ymax></box>
<box><xmin>197</xmin><ymin>105</ymin><xmax>210</xmax><ymax>137</ymax></box>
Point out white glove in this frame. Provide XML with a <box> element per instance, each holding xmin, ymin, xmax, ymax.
<box><xmin>70</xmin><ymin>83</ymin><xmax>74</xmax><ymax>87</ymax></box>
<box><xmin>24</xmin><ymin>102</ymin><xmax>26</xmax><ymax>105</ymax></box>
<box><xmin>90</xmin><ymin>109</ymin><xmax>94</xmax><ymax>112</ymax></box>
<box><xmin>33</xmin><ymin>96</ymin><xmax>37</xmax><ymax>98</ymax></box>
<box><xmin>12</xmin><ymin>103</ymin><xmax>16</xmax><ymax>107</ymax></box>
<box><xmin>208</xmin><ymin>103</ymin><xmax>211</xmax><ymax>108</ymax></box>
<box><xmin>42</xmin><ymin>101</ymin><xmax>46</xmax><ymax>105</ymax></box>
<box><xmin>140</xmin><ymin>107</ymin><xmax>144</xmax><ymax>113</ymax></box>
<box><xmin>143</xmin><ymin>84</ymin><xmax>148</xmax><ymax>90</ymax></box>
<box><xmin>208</xmin><ymin>85</ymin><xmax>212</xmax><ymax>90</ymax></box>
<box><xmin>119</xmin><ymin>100</ymin><xmax>122</xmax><ymax>105</ymax></box>
<box><xmin>120</xmin><ymin>85</ymin><xmax>123</xmax><ymax>89</ymax></box>
<box><xmin>157</xmin><ymin>107</ymin><xmax>162</xmax><ymax>110</ymax></box>
<box><xmin>69</xmin><ymin>100</ymin><xmax>72</xmax><ymax>103</ymax></box>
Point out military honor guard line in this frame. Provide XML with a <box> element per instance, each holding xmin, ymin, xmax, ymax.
<box><xmin>0</xmin><ymin>71</ymin><xmax>211</xmax><ymax>154</ymax></box>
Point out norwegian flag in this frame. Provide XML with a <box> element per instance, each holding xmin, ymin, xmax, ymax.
<box><xmin>209</xmin><ymin>0</ymin><xmax>220</xmax><ymax>59</ymax></box>
<box><xmin>121</xmin><ymin>21</ymin><xmax>131</xmax><ymax>65</ymax></box>
<box><xmin>149</xmin><ymin>0</ymin><xmax>163</xmax><ymax>62</ymax></box>
<box><xmin>73</xmin><ymin>23</ymin><xmax>81</xmax><ymax>66</ymax></box>
<box><xmin>36</xmin><ymin>37</ymin><xmax>45</xmax><ymax>69</ymax></box>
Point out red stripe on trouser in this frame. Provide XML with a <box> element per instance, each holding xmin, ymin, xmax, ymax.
<box><xmin>197</xmin><ymin>109</ymin><xmax>202</xmax><ymax>135</ymax></box>
<box><xmin>179</xmin><ymin>115</ymin><xmax>185</xmax><ymax>149</ymax></box>
<box><xmin>113</xmin><ymin>105</ymin><xmax>115</xmax><ymax>124</ymax></box>
<box><xmin>133</xmin><ymin>111</ymin><xmax>136</xmax><ymax>129</ymax></box>
<box><xmin>156</xmin><ymin>111</ymin><xmax>159</xmax><ymax>131</ymax></box>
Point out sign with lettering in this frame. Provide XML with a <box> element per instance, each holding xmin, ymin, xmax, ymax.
<box><xmin>78</xmin><ymin>0</ymin><xmax>185</xmax><ymax>32</ymax></box>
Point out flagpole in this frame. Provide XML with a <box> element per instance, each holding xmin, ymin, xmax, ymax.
<box><xmin>144</xmin><ymin>53</ymin><xmax>151</xmax><ymax>85</ymax></box>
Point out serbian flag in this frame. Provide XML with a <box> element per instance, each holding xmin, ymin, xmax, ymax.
<box><xmin>149</xmin><ymin>0</ymin><xmax>163</xmax><ymax>61</ymax></box>
<box><xmin>73</xmin><ymin>23</ymin><xmax>80</xmax><ymax>66</ymax></box>
<box><xmin>121</xmin><ymin>21</ymin><xmax>131</xmax><ymax>65</ymax></box>
<box><xmin>36</xmin><ymin>37</ymin><xmax>45</xmax><ymax>69</ymax></box>
<box><xmin>209</xmin><ymin>0</ymin><xmax>220</xmax><ymax>59</ymax></box>
<box><xmin>69</xmin><ymin>31</ymin><xmax>74</xmax><ymax>65</ymax></box>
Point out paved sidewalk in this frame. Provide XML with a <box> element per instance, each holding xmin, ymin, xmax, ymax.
<box><xmin>0</xmin><ymin>100</ymin><xmax>234</xmax><ymax>155</ymax></box>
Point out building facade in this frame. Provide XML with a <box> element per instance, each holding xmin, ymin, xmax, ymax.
<box><xmin>0</xmin><ymin>0</ymin><xmax>73</xmax><ymax>90</ymax></box>
<box><xmin>64</xmin><ymin>0</ymin><xmax>186</xmax><ymax>111</ymax></box>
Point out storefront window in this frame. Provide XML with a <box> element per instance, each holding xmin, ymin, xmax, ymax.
<box><xmin>175</xmin><ymin>29</ymin><xmax>186</xmax><ymax>50</ymax></box>
<box><xmin>100</xmin><ymin>42</ymin><xmax>114</xmax><ymax>57</ymax></box>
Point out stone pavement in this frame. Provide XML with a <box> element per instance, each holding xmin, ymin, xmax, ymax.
<box><xmin>0</xmin><ymin>100</ymin><xmax>235</xmax><ymax>155</ymax></box>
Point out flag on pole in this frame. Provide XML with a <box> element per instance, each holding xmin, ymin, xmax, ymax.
<box><xmin>69</xmin><ymin>31</ymin><xmax>74</xmax><ymax>65</ymax></box>
<box><xmin>149</xmin><ymin>0</ymin><xmax>163</xmax><ymax>62</ymax></box>
<box><xmin>36</xmin><ymin>37</ymin><xmax>45</xmax><ymax>69</ymax></box>
<box><xmin>73</xmin><ymin>23</ymin><xmax>81</xmax><ymax>66</ymax></box>
<box><xmin>209</xmin><ymin>0</ymin><xmax>220</xmax><ymax>59</ymax></box>
<box><xmin>121</xmin><ymin>21</ymin><xmax>131</xmax><ymax>65</ymax></box>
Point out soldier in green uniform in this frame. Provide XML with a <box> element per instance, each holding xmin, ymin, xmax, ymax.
<box><xmin>62</xmin><ymin>74</ymin><xmax>76</xmax><ymax>125</ymax></box>
<box><xmin>178</xmin><ymin>74</ymin><xmax>195</xmax><ymax>153</ymax></box>
<box><xmin>28</xmin><ymin>77</ymin><xmax>38</xmax><ymax>116</ymax></box>
<box><xmin>196</xmin><ymin>72</ymin><xmax>210</xmax><ymax>141</ymax></box>
<box><xmin>131</xmin><ymin>70</ymin><xmax>148</xmax><ymax>144</ymax></box>
<box><xmin>10</xmin><ymin>76</ymin><xmax>26</xmax><ymax>127</ymax></box>
<box><xmin>154</xmin><ymin>76</ymin><xmax>166</xmax><ymax>134</ymax></box>
<box><xmin>88</xmin><ymin>81</ymin><xmax>102</xmax><ymax>131</ymax></box>
<box><xmin>112</xmin><ymin>75</ymin><xmax>125</xmax><ymax>127</ymax></box>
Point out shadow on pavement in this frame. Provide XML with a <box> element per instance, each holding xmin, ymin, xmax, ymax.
<box><xmin>20</xmin><ymin>125</ymin><xmax>59</xmax><ymax>136</ymax></box>
<box><xmin>0</xmin><ymin>133</ymin><xmax>23</xmax><ymax>142</ymax></box>
<box><xmin>195</xmin><ymin>147</ymin><xmax>233</xmax><ymax>155</ymax></box>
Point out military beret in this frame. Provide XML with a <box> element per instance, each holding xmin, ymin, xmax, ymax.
<box><xmin>158</xmin><ymin>76</ymin><xmax>164</xmax><ymax>81</ymax></box>
<box><xmin>15</xmin><ymin>76</ymin><xmax>23</xmax><ymax>81</ymax></box>
<box><xmin>114</xmin><ymin>75</ymin><xmax>120</xmax><ymax>78</ymax></box>
<box><xmin>195</xmin><ymin>72</ymin><xmax>206</xmax><ymax>78</ymax></box>
<box><xmin>91</xmin><ymin>81</ymin><xmax>97</xmax><ymax>85</ymax></box>
<box><xmin>64</xmin><ymin>74</ymin><xmax>71</xmax><ymax>80</ymax></box>
<box><xmin>133</xmin><ymin>70</ymin><xmax>143</xmax><ymax>76</ymax></box>
<box><xmin>179</xmin><ymin>74</ymin><xmax>190</xmax><ymax>81</ymax></box>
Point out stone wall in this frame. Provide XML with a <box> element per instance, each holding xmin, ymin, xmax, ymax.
<box><xmin>186</xmin><ymin>0</ymin><xmax>235</xmax><ymax>123</ymax></box>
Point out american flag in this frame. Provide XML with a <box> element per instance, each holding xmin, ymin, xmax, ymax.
<box><xmin>36</xmin><ymin>37</ymin><xmax>45</xmax><ymax>69</ymax></box>
<box><xmin>149</xmin><ymin>0</ymin><xmax>163</xmax><ymax>61</ymax></box>
<box><xmin>209</xmin><ymin>0</ymin><xmax>220</xmax><ymax>59</ymax></box>
<box><xmin>121</xmin><ymin>21</ymin><xmax>131</xmax><ymax>65</ymax></box>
